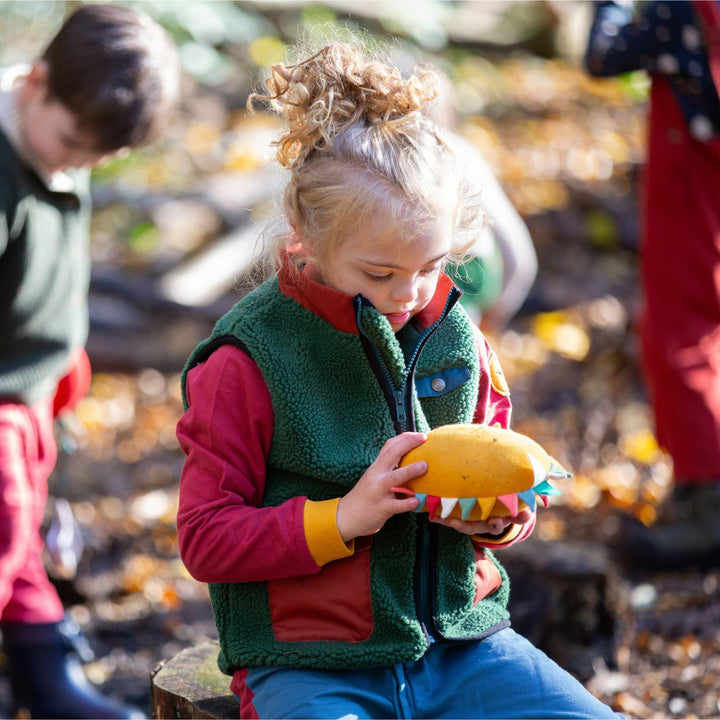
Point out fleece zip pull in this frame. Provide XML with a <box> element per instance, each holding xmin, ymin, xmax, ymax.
<box><xmin>353</xmin><ymin>288</ymin><xmax>462</xmax><ymax>434</ymax></box>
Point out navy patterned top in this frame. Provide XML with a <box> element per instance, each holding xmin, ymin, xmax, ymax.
<box><xmin>585</xmin><ymin>0</ymin><xmax>720</xmax><ymax>140</ymax></box>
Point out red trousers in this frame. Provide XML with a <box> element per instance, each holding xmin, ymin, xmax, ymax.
<box><xmin>0</xmin><ymin>399</ymin><xmax>64</xmax><ymax>623</ymax></box>
<box><xmin>640</xmin><ymin>78</ymin><xmax>720</xmax><ymax>481</ymax></box>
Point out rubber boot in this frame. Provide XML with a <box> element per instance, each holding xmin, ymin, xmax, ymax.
<box><xmin>1</xmin><ymin>619</ymin><xmax>145</xmax><ymax>719</ymax></box>
<box><xmin>614</xmin><ymin>482</ymin><xmax>720</xmax><ymax>570</ymax></box>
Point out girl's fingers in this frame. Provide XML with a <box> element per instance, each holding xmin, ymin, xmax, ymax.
<box><xmin>390</xmin><ymin>485</ymin><xmax>415</xmax><ymax>496</ymax></box>
<box><xmin>511</xmin><ymin>508</ymin><xmax>534</xmax><ymax>525</ymax></box>
<box><xmin>486</xmin><ymin>517</ymin><xmax>506</xmax><ymax>534</ymax></box>
<box><xmin>390</xmin><ymin>486</ymin><xmax>421</xmax><ymax>512</ymax></box>
<box><xmin>432</xmin><ymin>515</ymin><xmax>510</xmax><ymax>536</ymax></box>
<box><xmin>381</xmin><ymin>432</ymin><xmax>427</xmax><ymax>465</ymax></box>
<box><xmin>388</xmin><ymin>459</ymin><xmax>427</xmax><ymax>486</ymax></box>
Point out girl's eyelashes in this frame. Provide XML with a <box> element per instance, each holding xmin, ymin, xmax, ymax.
<box><xmin>422</xmin><ymin>265</ymin><xmax>442</xmax><ymax>276</ymax></box>
<box><xmin>363</xmin><ymin>265</ymin><xmax>441</xmax><ymax>282</ymax></box>
<box><xmin>364</xmin><ymin>272</ymin><xmax>392</xmax><ymax>282</ymax></box>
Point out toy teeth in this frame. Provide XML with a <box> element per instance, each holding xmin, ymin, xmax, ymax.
<box><xmin>397</xmin><ymin>423</ymin><xmax>570</xmax><ymax>521</ymax></box>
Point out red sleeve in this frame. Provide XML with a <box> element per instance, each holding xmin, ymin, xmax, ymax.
<box><xmin>471</xmin><ymin>325</ymin><xmax>512</xmax><ymax>427</ymax></box>
<box><xmin>470</xmin><ymin>325</ymin><xmax>536</xmax><ymax>547</ymax></box>
<box><xmin>176</xmin><ymin>344</ymin><xmax>322</xmax><ymax>583</ymax></box>
<box><xmin>53</xmin><ymin>348</ymin><xmax>92</xmax><ymax>417</ymax></box>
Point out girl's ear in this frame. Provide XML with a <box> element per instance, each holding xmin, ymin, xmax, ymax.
<box><xmin>286</xmin><ymin>219</ymin><xmax>311</xmax><ymax>257</ymax></box>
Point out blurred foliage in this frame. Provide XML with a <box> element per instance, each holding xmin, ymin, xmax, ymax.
<box><xmin>0</xmin><ymin>1</ymin><xmax>649</xmax><ymax>212</ymax></box>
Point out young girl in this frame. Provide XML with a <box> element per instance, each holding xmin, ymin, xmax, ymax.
<box><xmin>177</xmin><ymin>42</ymin><xmax>620</xmax><ymax>720</ymax></box>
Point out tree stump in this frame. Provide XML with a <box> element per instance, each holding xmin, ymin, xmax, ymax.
<box><xmin>151</xmin><ymin>642</ymin><xmax>238</xmax><ymax>719</ymax></box>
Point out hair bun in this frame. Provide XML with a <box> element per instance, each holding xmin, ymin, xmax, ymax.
<box><xmin>253</xmin><ymin>43</ymin><xmax>438</xmax><ymax>168</ymax></box>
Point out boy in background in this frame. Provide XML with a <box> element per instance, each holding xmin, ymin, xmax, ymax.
<box><xmin>0</xmin><ymin>4</ymin><xmax>179</xmax><ymax>717</ymax></box>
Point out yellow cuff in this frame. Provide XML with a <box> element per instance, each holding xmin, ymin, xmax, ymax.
<box><xmin>473</xmin><ymin>522</ymin><xmax>522</xmax><ymax>546</ymax></box>
<box><xmin>303</xmin><ymin>498</ymin><xmax>355</xmax><ymax>566</ymax></box>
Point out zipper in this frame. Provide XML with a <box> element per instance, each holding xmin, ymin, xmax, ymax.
<box><xmin>393</xmin><ymin>390</ymin><xmax>407</xmax><ymax>426</ymax></box>
<box><xmin>415</xmin><ymin>515</ymin><xmax>435</xmax><ymax>641</ymax></box>
<box><xmin>353</xmin><ymin>288</ymin><xmax>461</xmax><ymax>433</ymax></box>
<box><xmin>354</xmin><ymin>287</ymin><xmax>461</xmax><ymax>638</ymax></box>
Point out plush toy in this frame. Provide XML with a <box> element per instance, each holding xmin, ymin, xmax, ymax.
<box><xmin>397</xmin><ymin>423</ymin><xmax>570</xmax><ymax>521</ymax></box>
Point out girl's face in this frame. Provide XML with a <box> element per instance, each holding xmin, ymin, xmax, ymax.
<box><xmin>312</xmin><ymin>213</ymin><xmax>454</xmax><ymax>332</ymax></box>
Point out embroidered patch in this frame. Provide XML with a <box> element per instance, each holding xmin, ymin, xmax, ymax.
<box><xmin>489</xmin><ymin>352</ymin><xmax>510</xmax><ymax>397</ymax></box>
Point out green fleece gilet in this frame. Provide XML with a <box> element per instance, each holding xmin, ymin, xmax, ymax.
<box><xmin>0</xmin><ymin>128</ymin><xmax>91</xmax><ymax>404</ymax></box>
<box><xmin>183</xmin><ymin>275</ymin><xmax>511</xmax><ymax>672</ymax></box>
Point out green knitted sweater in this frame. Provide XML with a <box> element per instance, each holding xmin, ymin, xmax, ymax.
<box><xmin>183</xmin><ymin>273</ymin><xmax>511</xmax><ymax>672</ymax></box>
<box><xmin>0</xmin><ymin>128</ymin><xmax>91</xmax><ymax>404</ymax></box>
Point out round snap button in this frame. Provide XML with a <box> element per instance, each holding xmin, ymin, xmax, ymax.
<box><xmin>431</xmin><ymin>378</ymin><xmax>446</xmax><ymax>393</ymax></box>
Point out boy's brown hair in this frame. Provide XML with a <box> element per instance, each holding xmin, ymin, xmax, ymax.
<box><xmin>41</xmin><ymin>3</ymin><xmax>179</xmax><ymax>152</ymax></box>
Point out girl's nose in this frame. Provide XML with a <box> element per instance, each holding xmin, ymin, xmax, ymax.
<box><xmin>390</xmin><ymin>278</ymin><xmax>418</xmax><ymax>304</ymax></box>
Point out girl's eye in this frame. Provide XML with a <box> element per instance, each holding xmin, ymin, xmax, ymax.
<box><xmin>421</xmin><ymin>265</ymin><xmax>442</xmax><ymax>276</ymax></box>
<box><xmin>365</xmin><ymin>272</ymin><xmax>391</xmax><ymax>282</ymax></box>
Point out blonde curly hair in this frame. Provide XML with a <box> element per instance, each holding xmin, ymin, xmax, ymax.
<box><xmin>249</xmin><ymin>42</ymin><xmax>483</xmax><ymax>268</ymax></box>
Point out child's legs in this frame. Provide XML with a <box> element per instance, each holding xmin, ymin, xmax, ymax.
<box><xmin>236</xmin><ymin>629</ymin><xmax>620</xmax><ymax>720</ymax></box>
<box><xmin>0</xmin><ymin>401</ymin><xmax>63</xmax><ymax>623</ymax></box>
<box><xmin>236</xmin><ymin>664</ymin><xmax>399</xmax><ymax>719</ymax></box>
<box><xmin>411</xmin><ymin>628</ymin><xmax>620</xmax><ymax>719</ymax></box>
<box><xmin>640</xmin><ymin>78</ymin><xmax>720</xmax><ymax>480</ymax></box>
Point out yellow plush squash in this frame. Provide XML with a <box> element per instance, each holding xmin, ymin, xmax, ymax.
<box><xmin>398</xmin><ymin>424</ymin><xmax>570</xmax><ymax>521</ymax></box>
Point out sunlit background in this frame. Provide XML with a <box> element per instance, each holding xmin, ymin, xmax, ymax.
<box><xmin>1</xmin><ymin>2</ymin><xmax>717</xmax><ymax>718</ymax></box>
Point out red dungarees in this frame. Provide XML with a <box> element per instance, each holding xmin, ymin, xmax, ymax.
<box><xmin>640</xmin><ymin>76</ymin><xmax>720</xmax><ymax>480</ymax></box>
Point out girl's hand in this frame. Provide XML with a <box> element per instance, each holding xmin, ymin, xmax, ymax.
<box><xmin>337</xmin><ymin>432</ymin><xmax>427</xmax><ymax>542</ymax></box>
<box><xmin>431</xmin><ymin>507</ymin><xmax>535</xmax><ymax>536</ymax></box>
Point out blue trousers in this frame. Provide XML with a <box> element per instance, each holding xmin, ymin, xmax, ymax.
<box><xmin>239</xmin><ymin>627</ymin><xmax>621</xmax><ymax>719</ymax></box>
